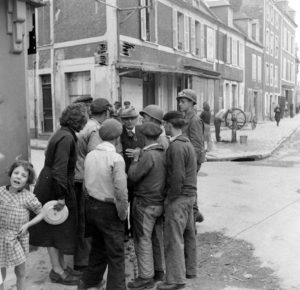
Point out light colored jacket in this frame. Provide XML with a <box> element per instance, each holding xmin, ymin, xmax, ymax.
<box><xmin>84</xmin><ymin>142</ymin><xmax>128</xmax><ymax>220</ymax></box>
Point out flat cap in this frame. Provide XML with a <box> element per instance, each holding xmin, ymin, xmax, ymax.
<box><xmin>140</xmin><ymin>122</ymin><xmax>162</xmax><ymax>137</ymax></box>
<box><xmin>163</xmin><ymin>111</ymin><xmax>184</xmax><ymax>121</ymax></box>
<box><xmin>120</xmin><ymin>108</ymin><xmax>139</xmax><ymax>119</ymax></box>
<box><xmin>99</xmin><ymin>119</ymin><xmax>123</xmax><ymax>141</ymax></box>
<box><xmin>124</xmin><ymin>101</ymin><xmax>131</xmax><ymax>105</ymax></box>
<box><xmin>177</xmin><ymin>89</ymin><xmax>197</xmax><ymax>104</ymax></box>
<box><xmin>73</xmin><ymin>95</ymin><xmax>93</xmax><ymax>104</ymax></box>
<box><xmin>91</xmin><ymin>98</ymin><xmax>112</xmax><ymax>114</ymax></box>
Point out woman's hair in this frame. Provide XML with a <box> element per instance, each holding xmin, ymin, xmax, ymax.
<box><xmin>8</xmin><ymin>160</ymin><xmax>36</xmax><ymax>185</ymax></box>
<box><xmin>203</xmin><ymin>102</ymin><xmax>210</xmax><ymax>111</ymax></box>
<box><xmin>59</xmin><ymin>103</ymin><xmax>88</xmax><ymax>131</ymax></box>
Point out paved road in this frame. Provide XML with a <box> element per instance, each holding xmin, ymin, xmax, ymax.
<box><xmin>198</xmin><ymin>128</ymin><xmax>300</xmax><ymax>290</ymax></box>
<box><xmin>5</xmin><ymin>130</ymin><xmax>300</xmax><ymax>289</ymax></box>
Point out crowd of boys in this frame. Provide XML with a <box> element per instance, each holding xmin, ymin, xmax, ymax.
<box><xmin>72</xmin><ymin>89</ymin><xmax>205</xmax><ymax>290</ymax></box>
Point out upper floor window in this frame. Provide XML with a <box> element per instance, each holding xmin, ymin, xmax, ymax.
<box><xmin>257</xmin><ymin>56</ymin><xmax>262</xmax><ymax>82</ymax></box>
<box><xmin>275</xmin><ymin>11</ymin><xmax>279</xmax><ymax>29</ymax></box>
<box><xmin>266</xmin><ymin>1</ymin><xmax>270</xmax><ymax>21</ymax></box>
<box><xmin>291</xmin><ymin>36</ymin><xmax>294</xmax><ymax>55</ymax></box>
<box><xmin>251</xmin><ymin>23</ymin><xmax>257</xmax><ymax>41</ymax></box>
<box><xmin>265</xmin><ymin>62</ymin><xmax>269</xmax><ymax>85</ymax></box>
<box><xmin>270</xmin><ymin>63</ymin><xmax>273</xmax><ymax>86</ymax></box>
<box><xmin>195</xmin><ymin>20</ymin><xmax>201</xmax><ymax>56</ymax></box>
<box><xmin>270</xmin><ymin>5</ymin><xmax>274</xmax><ymax>24</ymax></box>
<box><xmin>275</xmin><ymin>36</ymin><xmax>279</xmax><ymax>58</ymax></box>
<box><xmin>270</xmin><ymin>32</ymin><xmax>274</xmax><ymax>56</ymax></box>
<box><xmin>274</xmin><ymin>65</ymin><xmax>278</xmax><ymax>87</ymax></box>
<box><xmin>239</xmin><ymin>41</ymin><xmax>244</xmax><ymax>68</ymax></box>
<box><xmin>252</xmin><ymin>54</ymin><xmax>257</xmax><ymax>81</ymax></box>
<box><xmin>177</xmin><ymin>12</ymin><xmax>184</xmax><ymax>50</ymax></box>
<box><xmin>206</xmin><ymin>26</ymin><xmax>215</xmax><ymax>61</ymax></box>
<box><xmin>140</xmin><ymin>0</ymin><xmax>155</xmax><ymax>42</ymax></box>
<box><xmin>266</xmin><ymin>29</ymin><xmax>269</xmax><ymax>53</ymax></box>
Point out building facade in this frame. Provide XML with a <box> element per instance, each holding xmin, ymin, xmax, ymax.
<box><xmin>0</xmin><ymin>0</ymin><xmax>44</xmax><ymax>184</ymax></box>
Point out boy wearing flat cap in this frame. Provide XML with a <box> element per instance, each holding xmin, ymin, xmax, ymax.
<box><xmin>157</xmin><ymin>111</ymin><xmax>197</xmax><ymax>290</ymax></box>
<box><xmin>74</xmin><ymin>97</ymin><xmax>111</xmax><ymax>271</ymax></box>
<box><xmin>80</xmin><ymin>119</ymin><xmax>128</xmax><ymax>290</ymax></box>
<box><xmin>127</xmin><ymin>122</ymin><xmax>166</xmax><ymax>289</ymax></box>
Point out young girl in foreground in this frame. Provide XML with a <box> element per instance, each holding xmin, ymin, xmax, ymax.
<box><xmin>0</xmin><ymin>160</ymin><xmax>45</xmax><ymax>290</ymax></box>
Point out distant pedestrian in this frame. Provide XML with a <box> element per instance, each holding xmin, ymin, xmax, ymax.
<box><xmin>157</xmin><ymin>111</ymin><xmax>197</xmax><ymax>290</ymax></box>
<box><xmin>124</xmin><ymin>100</ymin><xmax>133</xmax><ymax>110</ymax></box>
<box><xmin>214</xmin><ymin>108</ymin><xmax>227</xmax><ymax>142</ymax></box>
<box><xmin>274</xmin><ymin>105</ymin><xmax>281</xmax><ymax>126</ymax></box>
<box><xmin>113</xmin><ymin>101</ymin><xmax>122</xmax><ymax>118</ymax></box>
<box><xmin>200</xmin><ymin>102</ymin><xmax>213</xmax><ymax>152</ymax></box>
<box><xmin>177</xmin><ymin>89</ymin><xmax>205</xmax><ymax>223</ymax></box>
<box><xmin>0</xmin><ymin>160</ymin><xmax>45</xmax><ymax>290</ymax></box>
<box><xmin>79</xmin><ymin>119</ymin><xmax>128</xmax><ymax>290</ymax></box>
<box><xmin>127</xmin><ymin>122</ymin><xmax>166</xmax><ymax>289</ymax></box>
<box><xmin>74</xmin><ymin>98</ymin><xmax>112</xmax><ymax>272</ymax></box>
<box><xmin>29</xmin><ymin>103</ymin><xmax>88</xmax><ymax>286</ymax></box>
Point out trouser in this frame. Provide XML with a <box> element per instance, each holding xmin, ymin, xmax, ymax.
<box><xmin>74</xmin><ymin>182</ymin><xmax>91</xmax><ymax>267</ymax></box>
<box><xmin>193</xmin><ymin>165</ymin><xmax>201</xmax><ymax>216</ymax></box>
<box><xmin>125</xmin><ymin>184</ymin><xmax>134</xmax><ymax>237</ymax></box>
<box><xmin>82</xmin><ymin>198</ymin><xmax>126</xmax><ymax>290</ymax></box>
<box><xmin>214</xmin><ymin>118</ymin><xmax>222</xmax><ymax>142</ymax></box>
<box><xmin>164</xmin><ymin>196</ymin><xmax>197</xmax><ymax>285</ymax></box>
<box><xmin>132</xmin><ymin>198</ymin><xmax>165</xmax><ymax>279</ymax></box>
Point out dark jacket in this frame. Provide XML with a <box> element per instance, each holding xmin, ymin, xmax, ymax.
<box><xmin>29</xmin><ymin>126</ymin><xmax>78</xmax><ymax>254</ymax></box>
<box><xmin>128</xmin><ymin>144</ymin><xmax>166</xmax><ymax>205</ymax></box>
<box><xmin>165</xmin><ymin>135</ymin><xmax>197</xmax><ymax>201</ymax></box>
<box><xmin>182</xmin><ymin>110</ymin><xmax>206</xmax><ymax>169</ymax></box>
<box><xmin>200</xmin><ymin>110</ymin><xmax>211</xmax><ymax>125</ymax></box>
<box><xmin>120</xmin><ymin>125</ymin><xmax>145</xmax><ymax>173</ymax></box>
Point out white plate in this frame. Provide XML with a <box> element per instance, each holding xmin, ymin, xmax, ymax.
<box><xmin>43</xmin><ymin>200</ymin><xmax>69</xmax><ymax>225</ymax></box>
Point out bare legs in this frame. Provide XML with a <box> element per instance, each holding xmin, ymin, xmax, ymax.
<box><xmin>47</xmin><ymin>247</ymin><xmax>66</xmax><ymax>275</ymax></box>
<box><xmin>1</xmin><ymin>264</ymin><xmax>26</xmax><ymax>290</ymax></box>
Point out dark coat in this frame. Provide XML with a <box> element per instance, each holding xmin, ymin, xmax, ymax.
<box><xmin>274</xmin><ymin>107</ymin><xmax>281</xmax><ymax>121</ymax></box>
<box><xmin>128</xmin><ymin>144</ymin><xmax>166</xmax><ymax>205</ymax></box>
<box><xmin>200</xmin><ymin>110</ymin><xmax>211</xmax><ymax>125</ymax></box>
<box><xmin>120</xmin><ymin>125</ymin><xmax>145</xmax><ymax>173</ymax></box>
<box><xmin>165</xmin><ymin>135</ymin><xmax>197</xmax><ymax>201</ymax></box>
<box><xmin>29</xmin><ymin>127</ymin><xmax>78</xmax><ymax>255</ymax></box>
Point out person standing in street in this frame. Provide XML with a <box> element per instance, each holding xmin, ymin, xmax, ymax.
<box><xmin>177</xmin><ymin>89</ymin><xmax>205</xmax><ymax>223</ymax></box>
<box><xmin>78</xmin><ymin>119</ymin><xmax>128</xmax><ymax>290</ymax></box>
<box><xmin>73</xmin><ymin>98</ymin><xmax>112</xmax><ymax>272</ymax></box>
<box><xmin>200</xmin><ymin>102</ymin><xmax>213</xmax><ymax>152</ymax></box>
<box><xmin>274</xmin><ymin>105</ymin><xmax>281</xmax><ymax>126</ymax></box>
<box><xmin>157</xmin><ymin>111</ymin><xmax>197</xmax><ymax>290</ymax></box>
<box><xmin>127</xmin><ymin>122</ymin><xmax>166</xmax><ymax>289</ymax></box>
<box><xmin>29</xmin><ymin>103</ymin><xmax>88</xmax><ymax>286</ymax></box>
<box><xmin>120</xmin><ymin>108</ymin><xmax>145</xmax><ymax>239</ymax></box>
<box><xmin>214</xmin><ymin>108</ymin><xmax>227</xmax><ymax>142</ymax></box>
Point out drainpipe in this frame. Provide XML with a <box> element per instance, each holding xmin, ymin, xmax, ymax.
<box><xmin>33</xmin><ymin>60</ymin><xmax>38</xmax><ymax>138</ymax></box>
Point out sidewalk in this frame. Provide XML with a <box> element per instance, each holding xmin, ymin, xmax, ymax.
<box><xmin>206</xmin><ymin>115</ymin><xmax>300</xmax><ymax>161</ymax></box>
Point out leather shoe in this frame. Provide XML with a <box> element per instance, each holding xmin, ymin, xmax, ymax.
<box><xmin>157</xmin><ymin>282</ymin><xmax>185</xmax><ymax>290</ymax></box>
<box><xmin>127</xmin><ymin>277</ymin><xmax>154</xmax><ymax>288</ymax></box>
<box><xmin>65</xmin><ymin>266</ymin><xmax>82</xmax><ymax>277</ymax></box>
<box><xmin>49</xmin><ymin>269</ymin><xmax>79</xmax><ymax>285</ymax></box>
<box><xmin>186</xmin><ymin>274</ymin><xmax>197</xmax><ymax>279</ymax></box>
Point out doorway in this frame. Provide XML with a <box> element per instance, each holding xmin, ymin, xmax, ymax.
<box><xmin>41</xmin><ymin>75</ymin><xmax>53</xmax><ymax>133</ymax></box>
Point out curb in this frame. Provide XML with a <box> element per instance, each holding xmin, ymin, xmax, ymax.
<box><xmin>207</xmin><ymin>124</ymin><xmax>300</xmax><ymax>162</ymax></box>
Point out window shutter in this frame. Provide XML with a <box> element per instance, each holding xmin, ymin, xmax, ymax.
<box><xmin>191</xmin><ymin>18</ymin><xmax>196</xmax><ymax>54</ymax></box>
<box><xmin>173</xmin><ymin>9</ymin><xmax>178</xmax><ymax>49</ymax></box>
<box><xmin>200</xmin><ymin>23</ymin><xmax>204</xmax><ymax>58</ymax></box>
<box><xmin>224</xmin><ymin>34</ymin><xmax>227</xmax><ymax>62</ymax></box>
<box><xmin>204</xmin><ymin>25</ymin><xmax>207</xmax><ymax>58</ymax></box>
<box><xmin>184</xmin><ymin>15</ymin><xmax>190</xmax><ymax>52</ymax></box>
<box><xmin>140</xmin><ymin>0</ymin><xmax>146</xmax><ymax>41</ymax></box>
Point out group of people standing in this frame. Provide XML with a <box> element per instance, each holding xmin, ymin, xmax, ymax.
<box><xmin>0</xmin><ymin>89</ymin><xmax>207</xmax><ymax>290</ymax></box>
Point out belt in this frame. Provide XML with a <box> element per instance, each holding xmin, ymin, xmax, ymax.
<box><xmin>89</xmin><ymin>195</ymin><xmax>115</xmax><ymax>204</ymax></box>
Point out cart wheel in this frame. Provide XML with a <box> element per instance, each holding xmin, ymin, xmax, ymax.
<box><xmin>251</xmin><ymin>115</ymin><xmax>257</xmax><ymax>130</ymax></box>
<box><xmin>225</xmin><ymin>108</ymin><xmax>246</xmax><ymax>130</ymax></box>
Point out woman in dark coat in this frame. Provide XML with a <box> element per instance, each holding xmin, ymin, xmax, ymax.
<box><xmin>29</xmin><ymin>103</ymin><xmax>88</xmax><ymax>285</ymax></box>
<box><xmin>274</xmin><ymin>105</ymin><xmax>281</xmax><ymax>126</ymax></box>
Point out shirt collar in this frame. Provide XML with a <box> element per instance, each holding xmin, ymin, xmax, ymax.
<box><xmin>169</xmin><ymin>133</ymin><xmax>182</xmax><ymax>142</ymax></box>
<box><xmin>143</xmin><ymin>143</ymin><xmax>159</xmax><ymax>151</ymax></box>
<box><xmin>126</xmin><ymin>126</ymin><xmax>135</xmax><ymax>134</ymax></box>
<box><xmin>96</xmin><ymin>141</ymin><xmax>116</xmax><ymax>152</ymax></box>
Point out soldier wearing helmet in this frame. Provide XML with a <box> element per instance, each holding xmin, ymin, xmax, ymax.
<box><xmin>140</xmin><ymin>105</ymin><xmax>169</xmax><ymax>150</ymax></box>
<box><xmin>177</xmin><ymin>89</ymin><xmax>205</xmax><ymax>224</ymax></box>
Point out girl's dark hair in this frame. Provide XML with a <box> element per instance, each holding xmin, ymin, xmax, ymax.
<box><xmin>8</xmin><ymin>160</ymin><xmax>36</xmax><ymax>185</ymax></box>
<box><xmin>59</xmin><ymin>103</ymin><xmax>88</xmax><ymax>131</ymax></box>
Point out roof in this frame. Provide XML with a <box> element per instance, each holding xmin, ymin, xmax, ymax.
<box><xmin>233</xmin><ymin>11</ymin><xmax>253</xmax><ymax>20</ymax></box>
<box><xmin>206</xmin><ymin>0</ymin><xmax>230</xmax><ymax>8</ymax></box>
